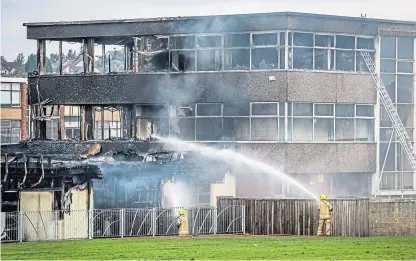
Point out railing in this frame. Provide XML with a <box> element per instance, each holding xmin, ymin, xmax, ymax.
<box><xmin>0</xmin><ymin>206</ymin><xmax>245</xmax><ymax>242</ymax></box>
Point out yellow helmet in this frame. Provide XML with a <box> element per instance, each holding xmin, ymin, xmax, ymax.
<box><xmin>320</xmin><ymin>194</ymin><xmax>327</xmax><ymax>200</ymax></box>
<box><xmin>179</xmin><ymin>209</ymin><xmax>185</xmax><ymax>215</ymax></box>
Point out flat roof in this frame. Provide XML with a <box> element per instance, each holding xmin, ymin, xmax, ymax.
<box><xmin>1</xmin><ymin>77</ymin><xmax>27</xmax><ymax>83</ymax></box>
<box><xmin>23</xmin><ymin>11</ymin><xmax>416</xmax><ymax>27</ymax></box>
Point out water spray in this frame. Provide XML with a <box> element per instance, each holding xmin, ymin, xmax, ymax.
<box><xmin>151</xmin><ymin>135</ymin><xmax>320</xmax><ymax>202</ymax></box>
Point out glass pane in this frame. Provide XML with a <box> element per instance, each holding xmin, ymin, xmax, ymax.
<box><xmin>314</xmin><ymin>104</ymin><xmax>334</xmax><ymax>116</ymax></box>
<box><xmin>197</xmin><ymin>50</ymin><xmax>222</xmax><ymax>71</ymax></box>
<box><xmin>336</xmin><ymin>35</ymin><xmax>355</xmax><ymax>49</ymax></box>
<box><xmin>397</xmin><ymin>37</ymin><xmax>414</xmax><ymax>60</ymax></box>
<box><xmin>170</xmin><ymin>118</ymin><xmax>195</xmax><ymax>141</ymax></box>
<box><xmin>293</xmin><ymin>48</ymin><xmax>313</xmax><ymax>69</ymax></box>
<box><xmin>381</xmin><ymin>74</ymin><xmax>396</xmax><ymax>102</ymax></box>
<box><xmin>252</xmin><ymin>33</ymin><xmax>278</xmax><ymax>46</ymax></box>
<box><xmin>293</xmin><ymin>103</ymin><xmax>313</xmax><ymax>116</ymax></box>
<box><xmin>379</xmin><ymin>143</ymin><xmax>395</xmax><ymax>171</ymax></box>
<box><xmin>251</xmin><ymin>118</ymin><xmax>279</xmax><ymax>141</ymax></box>
<box><xmin>279</xmin><ymin>103</ymin><xmax>285</xmax><ymax>116</ymax></box>
<box><xmin>380</xmin><ymin>106</ymin><xmax>392</xmax><ymax>127</ymax></box>
<box><xmin>355</xmin><ymin>119</ymin><xmax>374</xmax><ymax>141</ymax></box>
<box><xmin>397</xmin><ymin>61</ymin><xmax>413</xmax><ymax>73</ymax></box>
<box><xmin>252</xmin><ymin>103</ymin><xmax>277</xmax><ymax>116</ymax></box>
<box><xmin>251</xmin><ymin>48</ymin><xmax>278</xmax><ymax>69</ymax></box>
<box><xmin>196</xmin><ymin>118</ymin><xmax>222</xmax><ymax>141</ymax></box>
<box><xmin>380</xmin><ymin>173</ymin><xmax>396</xmax><ymax>190</ymax></box>
<box><xmin>1</xmin><ymin>83</ymin><xmax>10</xmax><ymax>90</ymax></box>
<box><xmin>379</xmin><ymin>128</ymin><xmax>394</xmax><ymax>142</ymax></box>
<box><xmin>380</xmin><ymin>60</ymin><xmax>396</xmax><ymax>73</ymax></box>
<box><xmin>396</xmin><ymin>104</ymin><xmax>414</xmax><ymax>127</ymax></box>
<box><xmin>380</xmin><ymin>37</ymin><xmax>396</xmax><ymax>59</ymax></box>
<box><xmin>335</xmin><ymin>104</ymin><xmax>354</xmax><ymax>117</ymax></box>
<box><xmin>292</xmin><ymin>118</ymin><xmax>313</xmax><ymax>141</ymax></box>
<box><xmin>293</xmin><ymin>32</ymin><xmax>313</xmax><ymax>47</ymax></box>
<box><xmin>315</xmin><ymin>35</ymin><xmax>334</xmax><ymax>47</ymax></box>
<box><xmin>314</xmin><ymin>49</ymin><xmax>330</xmax><ymax>70</ymax></box>
<box><xmin>1</xmin><ymin>91</ymin><xmax>11</xmax><ymax>105</ymax></box>
<box><xmin>356</xmin><ymin>52</ymin><xmax>373</xmax><ymax>72</ymax></box>
<box><xmin>170</xmin><ymin>36</ymin><xmax>195</xmax><ymax>49</ymax></box>
<box><xmin>1</xmin><ymin>120</ymin><xmax>11</xmax><ymax>127</ymax></box>
<box><xmin>314</xmin><ymin>118</ymin><xmax>334</xmax><ymax>141</ymax></box>
<box><xmin>397</xmin><ymin>75</ymin><xmax>414</xmax><ymax>103</ymax></box>
<box><xmin>402</xmin><ymin>172</ymin><xmax>414</xmax><ymax>189</ymax></box>
<box><xmin>197</xmin><ymin>35</ymin><xmax>222</xmax><ymax>48</ymax></box>
<box><xmin>11</xmin><ymin>92</ymin><xmax>20</xmax><ymax>105</ymax></box>
<box><xmin>280</xmin><ymin>48</ymin><xmax>285</xmax><ymax>69</ymax></box>
<box><xmin>356</xmin><ymin>37</ymin><xmax>374</xmax><ymax>50</ymax></box>
<box><xmin>335</xmin><ymin>119</ymin><xmax>354</xmax><ymax>141</ymax></box>
<box><xmin>223</xmin><ymin>103</ymin><xmax>249</xmax><ymax>116</ymax></box>
<box><xmin>224</xmin><ymin>49</ymin><xmax>250</xmax><ymax>70</ymax></box>
<box><xmin>279</xmin><ymin>32</ymin><xmax>286</xmax><ymax>46</ymax></box>
<box><xmin>279</xmin><ymin>117</ymin><xmax>285</xmax><ymax>141</ymax></box>
<box><xmin>170</xmin><ymin>51</ymin><xmax>195</xmax><ymax>72</ymax></box>
<box><xmin>356</xmin><ymin>105</ymin><xmax>374</xmax><ymax>117</ymax></box>
<box><xmin>196</xmin><ymin>104</ymin><xmax>222</xmax><ymax>116</ymax></box>
<box><xmin>397</xmin><ymin>143</ymin><xmax>413</xmax><ymax>172</ymax></box>
<box><xmin>224</xmin><ymin>34</ymin><xmax>250</xmax><ymax>47</ymax></box>
<box><xmin>336</xmin><ymin>50</ymin><xmax>354</xmax><ymax>71</ymax></box>
<box><xmin>11</xmin><ymin>83</ymin><xmax>20</xmax><ymax>91</ymax></box>
<box><xmin>222</xmin><ymin>118</ymin><xmax>250</xmax><ymax>141</ymax></box>
<box><xmin>11</xmin><ymin>120</ymin><xmax>20</xmax><ymax>128</ymax></box>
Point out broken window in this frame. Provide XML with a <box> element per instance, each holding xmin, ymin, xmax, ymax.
<box><xmin>335</xmin><ymin>119</ymin><xmax>354</xmax><ymax>141</ymax></box>
<box><xmin>197</xmin><ymin>50</ymin><xmax>222</xmax><ymax>71</ymax></box>
<box><xmin>251</xmin><ymin>33</ymin><xmax>283</xmax><ymax>70</ymax></box>
<box><xmin>196</xmin><ymin>103</ymin><xmax>222</xmax><ymax>116</ymax></box>
<box><xmin>224</xmin><ymin>49</ymin><xmax>250</xmax><ymax>70</ymax></box>
<box><xmin>336</xmin><ymin>50</ymin><xmax>354</xmax><ymax>71</ymax></box>
<box><xmin>292</xmin><ymin>48</ymin><xmax>313</xmax><ymax>69</ymax></box>
<box><xmin>222</xmin><ymin>118</ymin><xmax>250</xmax><ymax>141</ymax></box>
<box><xmin>138</xmin><ymin>36</ymin><xmax>169</xmax><ymax>72</ymax></box>
<box><xmin>223</xmin><ymin>103</ymin><xmax>250</xmax><ymax>116</ymax></box>
<box><xmin>335</xmin><ymin>35</ymin><xmax>355</xmax><ymax>49</ymax></box>
<box><xmin>170</xmin><ymin>36</ymin><xmax>196</xmax><ymax>49</ymax></box>
<box><xmin>225</xmin><ymin>34</ymin><xmax>250</xmax><ymax>48</ymax></box>
<box><xmin>170</xmin><ymin>36</ymin><xmax>196</xmax><ymax>72</ymax></box>
<box><xmin>197</xmin><ymin>35</ymin><xmax>222</xmax><ymax>48</ymax></box>
<box><xmin>356</xmin><ymin>37</ymin><xmax>374</xmax><ymax>50</ymax></box>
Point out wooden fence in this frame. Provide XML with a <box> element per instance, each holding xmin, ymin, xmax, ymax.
<box><xmin>217</xmin><ymin>197</ymin><xmax>370</xmax><ymax>237</ymax></box>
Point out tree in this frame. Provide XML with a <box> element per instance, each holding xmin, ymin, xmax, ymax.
<box><xmin>25</xmin><ymin>54</ymin><xmax>37</xmax><ymax>73</ymax></box>
<box><xmin>14</xmin><ymin>53</ymin><xmax>25</xmax><ymax>66</ymax></box>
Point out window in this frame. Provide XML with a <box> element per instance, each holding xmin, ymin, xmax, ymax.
<box><xmin>251</xmin><ymin>32</ymin><xmax>285</xmax><ymax>70</ymax></box>
<box><xmin>288</xmin><ymin>103</ymin><xmax>374</xmax><ymax>142</ymax></box>
<box><xmin>224</xmin><ymin>34</ymin><xmax>250</xmax><ymax>70</ymax></box>
<box><xmin>95</xmin><ymin>121</ymin><xmax>121</xmax><ymax>140</ymax></box>
<box><xmin>170</xmin><ymin>36</ymin><xmax>196</xmax><ymax>72</ymax></box>
<box><xmin>64</xmin><ymin>106</ymin><xmax>80</xmax><ymax>139</ymax></box>
<box><xmin>0</xmin><ymin>120</ymin><xmax>21</xmax><ymax>144</ymax></box>
<box><xmin>1</xmin><ymin>83</ymin><xmax>21</xmax><ymax>107</ymax></box>
<box><xmin>196</xmin><ymin>103</ymin><xmax>222</xmax><ymax>141</ymax></box>
<box><xmin>223</xmin><ymin>103</ymin><xmax>250</xmax><ymax>141</ymax></box>
<box><xmin>196</xmin><ymin>35</ymin><xmax>223</xmax><ymax>71</ymax></box>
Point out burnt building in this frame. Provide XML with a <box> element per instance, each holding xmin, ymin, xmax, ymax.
<box><xmin>2</xmin><ymin>11</ymin><xmax>415</xmax><ymax>206</ymax></box>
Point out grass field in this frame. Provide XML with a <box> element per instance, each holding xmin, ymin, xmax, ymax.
<box><xmin>1</xmin><ymin>235</ymin><xmax>415</xmax><ymax>260</ymax></box>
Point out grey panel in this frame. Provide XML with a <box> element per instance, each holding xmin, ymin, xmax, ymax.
<box><xmin>28</xmin><ymin>72</ymin><xmax>288</xmax><ymax>105</ymax></box>
<box><xmin>336</xmin><ymin>73</ymin><xmax>376</xmax><ymax>103</ymax></box>
<box><xmin>285</xmin><ymin>143</ymin><xmax>376</xmax><ymax>173</ymax></box>
<box><xmin>379</xmin><ymin>23</ymin><xmax>416</xmax><ymax>37</ymax></box>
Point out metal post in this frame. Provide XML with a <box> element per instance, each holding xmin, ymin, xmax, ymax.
<box><xmin>54</xmin><ymin>211</ymin><xmax>59</xmax><ymax>240</ymax></box>
<box><xmin>88</xmin><ymin>209</ymin><xmax>93</xmax><ymax>239</ymax></box>
<box><xmin>120</xmin><ymin>208</ymin><xmax>125</xmax><ymax>238</ymax></box>
<box><xmin>18</xmin><ymin>212</ymin><xmax>23</xmax><ymax>242</ymax></box>
<box><xmin>242</xmin><ymin>205</ymin><xmax>246</xmax><ymax>234</ymax></box>
<box><xmin>213</xmin><ymin>208</ymin><xmax>217</xmax><ymax>235</ymax></box>
<box><xmin>151</xmin><ymin>208</ymin><xmax>156</xmax><ymax>236</ymax></box>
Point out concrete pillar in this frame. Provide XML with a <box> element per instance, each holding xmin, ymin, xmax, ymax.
<box><xmin>58</xmin><ymin>105</ymin><xmax>65</xmax><ymax>140</ymax></box>
<box><xmin>36</xmin><ymin>40</ymin><xmax>46</xmax><ymax>74</ymax></box>
<box><xmin>85</xmin><ymin>106</ymin><xmax>94</xmax><ymax>140</ymax></box>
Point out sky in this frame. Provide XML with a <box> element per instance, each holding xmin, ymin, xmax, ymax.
<box><xmin>1</xmin><ymin>0</ymin><xmax>416</xmax><ymax>62</ymax></box>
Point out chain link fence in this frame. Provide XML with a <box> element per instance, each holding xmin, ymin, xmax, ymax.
<box><xmin>1</xmin><ymin>205</ymin><xmax>245</xmax><ymax>242</ymax></box>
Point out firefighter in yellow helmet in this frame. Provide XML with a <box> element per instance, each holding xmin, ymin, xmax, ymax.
<box><xmin>317</xmin><ymin>194</ymin><xmax>333</xmax><ymax>236</ymax></box>
<box><xmin>176</xmin><ymin>209</ymin><xmax>189</xmax><ymax>236</ymax></box>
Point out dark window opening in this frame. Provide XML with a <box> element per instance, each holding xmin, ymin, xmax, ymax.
<box><xmin>222</xmin><ymin>118</ymin><xmax>250</xmax><ymax>141</ymax></box>
<box><xmin>224</xmin><ymin>49</ymin><xmax>250</xmax><ymax>70</ymax></box>
<box><xmin>197</xmin><ymin>35</ymin><xmax>222</xmax><ymax>48</ymax></box>
<box><xmin>54</xmin><ymin>191</ymin><xmax>64</xmax><ymax>220</ymax></box>
<box><xmin>223</xmin><ymin>103</ymin><xmax>250</xmax><ymax>116</ymax></box>
<box><xmin>251</xmin><ymin>48</ymin><xmax>279</xmax><ymax>69</ymax></box>
<box><xmin>170</xmin><ymin>36</ymin><xmax>196</xmax><ymax>49</ymax></box>
<box><xmin>170</xmin><ymin>51</ymin><xmax>195</xmax><ymax>72</ymax></box>
<box><xmin>196</xmin><ymin>118</ymin><xmax>222</xmax><ymax>141</ymax></box>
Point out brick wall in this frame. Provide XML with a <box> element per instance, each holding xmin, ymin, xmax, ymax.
<box><xmin>20</xmin><ymin>83</ymin><xmax>28</xmax><ymax>140</ymax></box>
<box><xmin>369</xmin><ymin>199</ymin><xmax>416</xmax><ymax>236</ymax></box>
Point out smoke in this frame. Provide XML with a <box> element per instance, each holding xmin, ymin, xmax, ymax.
<box><xmin>161</xmin><ymin>180</ymin><xmax>193</xmax><ymax>208</ymax></box>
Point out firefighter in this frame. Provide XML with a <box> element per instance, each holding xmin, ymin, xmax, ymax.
<box><xmin>176</xmin><ymin>209</ymin><xmax>189</xmax><ymax>236</ymax></box>
<box><xmin>317</xmin><ymin>194</ymin><xmax>333</xmax><ymax>236</ymax></box>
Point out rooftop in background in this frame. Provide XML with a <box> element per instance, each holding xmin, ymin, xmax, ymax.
<box><xmin>22</xmin><ymin>11</ymin><xmax>416</xmax><ymax>26</ymax></box>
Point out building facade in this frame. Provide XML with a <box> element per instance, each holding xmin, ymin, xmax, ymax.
<box><xmin>18</xmin><ymin>12</ymin><xmax>416</xmax><ymax>199</ymax></box>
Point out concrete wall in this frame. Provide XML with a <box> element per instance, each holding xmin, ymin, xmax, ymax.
<box><xmin>210</xmin><ymin>173</ymin><xmax>236</xmax><ymax>207</ymax></box>
<box><xmin>369</xmin><ymin>199</ymin><xmax>416</xmax><ymax>236</ymax></box>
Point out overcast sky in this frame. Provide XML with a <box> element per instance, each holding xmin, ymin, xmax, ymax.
<box><xmin>1</xmin><ymin>0</ymin><xmax>416</xmax><ymax>61</ymax></box>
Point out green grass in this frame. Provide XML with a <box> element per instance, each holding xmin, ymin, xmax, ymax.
<box><xmin>1</xmin><ymin>236</ymin><xmax>416</xmax><ymax>260</ymax></box>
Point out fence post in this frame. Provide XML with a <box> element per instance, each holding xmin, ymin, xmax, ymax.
<box><xmin>54</xmin><ymin>211</ymin><xmax>59</xmax><ymax>240</ymax></box>
<box><xmin>213</xmin><ymin>207</ymin><xmax>217</xmax><ymax>235</ymax></box>
<box><xmin>120</xmin><ymin>208</ymin><xmax>125</xmax><ymax>238</ymax></box>
<box><xmin>88</xmin><ymin>209</ymin><xmax>93</xmax><ymax>239</ymax></box>
<box><xmin>152</xmin><ymin>208</ymin><xmax>156</xmax><ymax>237</ymax></box>
<box><xmin>242</xmin><ymin>205</ymin><xmax>246</xmax><ymax>234</ymax></box>
<box><xmin>18</xmin><ymin>212</ymin><xmax>23</xmax><ymax>242</ymax></box>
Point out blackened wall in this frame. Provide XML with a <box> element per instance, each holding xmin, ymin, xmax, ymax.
<box><xmin>27</xmin><ymin>72</ymin><xmax>376</xmax><ymax>105</ymax></box>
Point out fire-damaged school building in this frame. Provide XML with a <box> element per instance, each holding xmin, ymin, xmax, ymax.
<box><xmin>1</xmin><ymin>11</ymin><xmax>416</xmax><ymax>213</ymax></box>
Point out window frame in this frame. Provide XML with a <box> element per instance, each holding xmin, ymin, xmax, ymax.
<box><xmin>1</xmin><ymin>82</ymin><xmax>21</xmax><ymax>107</ymax></box>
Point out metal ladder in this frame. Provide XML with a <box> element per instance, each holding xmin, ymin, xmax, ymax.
<box><xmin>361</xmin><ymin>51</ymin><xmax>416</xmax><ymax>171</ymax></box>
